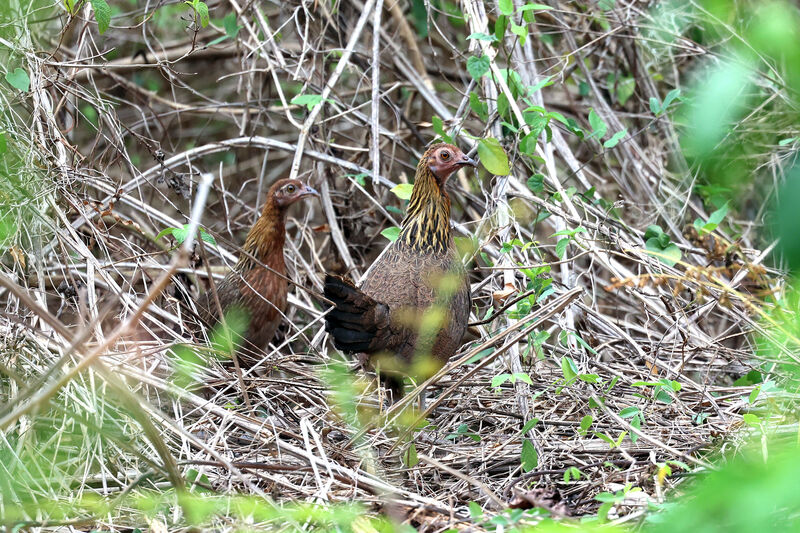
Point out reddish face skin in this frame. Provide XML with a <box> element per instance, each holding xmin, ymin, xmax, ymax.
<box><xmin>426</xmin><ymin>143</ymin><xmax>478</xmax><ymax>183</ymax></box>
<box><xmin>270</xmin><ymin>178</ymin><xmax>320</xmax><ymax>208</ymax></box>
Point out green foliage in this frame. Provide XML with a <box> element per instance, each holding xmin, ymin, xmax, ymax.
<box><xmin>156</xmin><ymin>224</ymin><xmax>216</xmax><ymax>247</ymax></box>
<box><xmin>207</xmin><ymin>12</ymin><xmax>240</xmax><ymax>46</ymax></box>
<box><xmin>477</xmin><ymin>137</ymin><xmax>510</xmax><ymax>175</ymax></box>
<box><xmin>445</xmin><ymin>423</ymin><xmax>480</xmax><ymax>442</ymax></box>
<box><xmin>649</xmin><ymin>88</ymin><xmax>681</xmax><ymax>116</ymax></box>
<box><xmin>5</xmin><ymin>67</ymin><xmax>29</xmax><ymax>92</ymax></box>
<box><xmin>520</xmin><ymin>439</ymin><xmax>538</xmax><ymax>471</ymax></box>
<box><xmin>643</xmin><ymin>225</ymin><xmax>681</xmax><ymax>267</ymax></box>
<box><xmin>586</xmin><ymin>108</ymin><xmax>627</xmax><ymax>148</ymax></box>
<box><xmin>645</xmin><ymin>445</ymin><xmax>800</xmax><ymax>533</ymax></box>
<box><xmin>89</xmin><ymin>0</ymin><xmax>111</xmax><ymax>34</ymax></box>
<box><xmin>692</xmin><ymin>202</ymin><xmax>728</xmax><ymax>236</ymax></box>
<box><xmin>390</xmin><ymin>182</ymin><xmax>414</xmax><ymax>200</ymax></box>
<box><xmin>184</xmin><ymin>0</ymin><xmax>209</xmax><ymax>27</ymax></box>
<box><xmin>432</xmin><ymin>115</ymin><xmax>454</xmax><ymax>143</ymax></box>
<box><xmin>402</xmin><ymin>442</ymin><xmax>419</xmax><ymax>467</ymax></box>
<box><xmin>491</xmin><ymin>372</ymin><xmax>533</xmax><ymax>388</ymax></box>
<box><xmin>290</xmin><ymin>93</ymin><xmax>330</xmax><ymax>111</ymax></box>
<box><xmin>466</xmin><ymin>54</ymin><xmax>491</xmax><ymax>80</ymax></box>
<box><xmin>380</xmin><ymin>226</ymin><xmax>401</xmax><ymax>241</ymax></box>
<box><xmin>633</xmin><ymin>379</ymin><xmax>681</xmax><ymax>404</ymax></box>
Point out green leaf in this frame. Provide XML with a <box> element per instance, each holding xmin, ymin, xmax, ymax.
<box><xmin>468</xmin><ymin>501</ymin><xmax>483</xmax><ymax>519</ymax></box>
<box><xmin>469</xmin><ymin>92</ymin><xmax>488</xmax><ymax>121</ymax></box>
<box><xmin>157</xmin><ymin>225</ymin><xmax>186</xmax><ymax>244</ymax></box>
<box><xmin>390</xmin><ymin>183</ymin><xmax>414</xmax><ymax>200</ymax></box>
<box><xmin>494</xmin><ymin>15</ymin><xmax>509</xmax><ymax>41</ymax></box>
<box><xmin>603</xmin><ymin>128</ymin><xmax>627</xmax><ymax>148</ymax></box>
<box><xmin>518</xmin><ymin>3</ymin><xmax>554</xmax><ymax>12</ymax></box>
<box><xmin>649</xmin><ymin>96</ymin><xmax>660</xmax><ymax>115</ymax></box>
<box><xmin>5</xmin><ymin>68</ymin><xmax>29</xmax><ymax>92</ymax></box>
<box><xmin>290</xmin><ymin>93</ymin><xmax>326</xmax><ymax>111</ymax></box>
<box><xmin>514</xmin><ymin>373</ymin><xmax>533</xmax><ymax>385</ymax></box>
<box><xmin>521</xmin><ymin>439</ymin><xmax>538</xmax><ymax>472</ymax></box>
<box><xmin>661</xmin><ymin>88</ymin><xmax>681</xmax><ymax>110</ymax></box>
<box><xmin>195</xmin><ymin>0</ymin><xmax>210</xmax><ymax>27</ymax></box>
<box><xmin>588</xmin><ymin>108</ymin><xmax>607</xmax><ymax>139</ymax></box>
<box><xmin>432</xmin><ymin>116</ymin><xmax>453</xmax><ymax>143</ymax></box>
<box><xmin>598</xmin><ymin>0</ymin><xmax>616</xmax><ymax>9</ymax></box>
<box><xmin>467</xmin><ymin>32</ymin><xmax>497</xmax><ymax>42</ymax></box>
<box><xmin>527</xmin><ymin>173</ymin><xmax>544</xmax><ymax>193</ymax></box>
<box><xmin>510</xmin><ymin>22</ymin><xmax>528</xmax><ymax>45</ymax></box>
<box><xmin>199</xmin><ymin>228</ymin><xmax>216</xmax><ymax>246</ymax></box>
<box><xmin>520</xmin><ymin>418</ymin><xmax>539</xmax><ymax>434</ymax></box>
<box><xmin>748</xmin><ymin>386</ymin><xmax>761</xmax><ymax>404</ymax></box>
<box><xmin>616</xmin><ymin>76</ymin><xmax>635</xmax><ymax>105</ymax></box>
<box><xmin>520</xmin><ymin>131</ymin><xmax>538</xmax><ymax>155</ymax></box>
<box><xmin>579</xmin><ymin>415</ymin><xmax>593</xmax><ymax>435</ymax></box>
<box><xmin>644</xmin><ymin>225</ymin><xmax>665</xmax><ymax>241</ymax></box>
<box><xmin>560</xmin><ymin>356</ymin><xmax>578</xmax><ymax>381</ymax></box>
<box><xmin>779</xmin><ymin>137</ymin><xmax>797</xmax><ymax>146</ymax></box>
<box><xmin>466</xmin><ymin>55</ymin><xmax>491</xmax><ymax>81</ymax></box>
<box><xmin>564</xmin><ymin>466</ymin><xmax>582</xmax><ymax>483</ymax></box>
<box><xmin>645</xmin><ymin>238</ymin><xmax>682</xmax><ymax>267</ymax></box>
<box><xmin>402</xmin><ymin>442</ymin><xmax>419</xmax><ymax>467</ymax></box>
<box><xmin>63</xmin><ymin>0</ymin><xmax>77</xmax><ymax>14</ymax></box>
<box><xmin>477</xmin><ymin>137</ymin><xmax>509</xmax><ymax>175</ymax></box>
<box><xmin>498</xmin><ymin>0</ymin><xmax>514</xmax><ymax>16</ymax></box>
<box><xmin>491</xmin><ymin>374</ymin><xmax>511</xmax><ymax>388</ymax></box>
<box><xmin>619</xmin><ymin>406</ymin><xmax>640</xmax><ymax>418</ymax></box>
<box><xmin>89</xmin><ymin>0</ymin><xmax>111</xmax><ymax>33</ymax></box>
<box><xmin>555</xmin><ymin>237</ymin><xmax>568</xmax><ymax>259</ymax></box>
<box><xmin>0</xmin><ymin>133</ymin><xmax>7</xmax><ymax>155</ymax></box>
<box><xmin>223</xmin><ymin>12</ymin><xmax>240</xmax><ymax>38</ymax></box>
<box><xmin>380</xmin><ymin>226</ymin><xmax>401</xmax><ymax>242</ymax></box>
<box><xmin>707</xmin><ymin>203</ymin><xmax>729</xmax><ymax>227</ymax></box>
<box><xmin>742</xmin><ymin>413</ymin><xmax>761</xmax><ymax>427</ymax></box>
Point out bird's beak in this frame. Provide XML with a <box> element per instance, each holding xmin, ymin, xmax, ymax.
<box><xmin>300</xmin><ymin>185</ymin><xmax>320</xmax><ymax>198</ymax></box>
<box><xmin>457</xmin><ymin>154</ymin><xmax>478</xmax><ymax>167</ymax></box>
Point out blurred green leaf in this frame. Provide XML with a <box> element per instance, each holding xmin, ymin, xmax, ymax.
<box><xmin>290</xmin><ymin>93</ymin><xmax>327</xmax><ymax>110</ymax></box>
<box><xmin>390</xmin><ymin>183</ymin><xmax>414</xmax><ymax>200</ymax></box>
<box><xmin>380</xmin><ymin>226</ymin><xmax>401</xmax><ymax>241</ymax></box>
<box><xmin>467</xmin><ymin>32</ymin><xmax>497</xmax><ymax>42</ymax></box>
<box><xmin>223</xmin><ymin>12</ymin><xmax>240</xmax><ymax>38</ymax></box>
<box><xmin>603</xmin><ymin>128</ymin><xmax>627</xmax><ymax>148</ymax></box>
<box><xmin>402</xmin><ymin>443</ymin><xmax>419</xmax><ymax>467</ymax></box>
<box><xmin>5</xmin><ymin>68</ymin><xmax>29</xmax><ymax>92</ymax></box>
<box><xmin>588</xmin><ymin>108</ymin><xmax>608</xmax><ymax>139</ymax></box>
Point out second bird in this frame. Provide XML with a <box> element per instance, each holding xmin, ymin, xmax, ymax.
<box><xmin>197</xmin><ymin>178</ymin><xmax>319</xmax><ymax>367</ymax></box>
<box><xmin>324</xmin><ymin>143</ymin><xmax>475</xmax><ymax>401</ymax></box>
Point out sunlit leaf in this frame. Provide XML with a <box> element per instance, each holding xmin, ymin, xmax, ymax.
<box><xmin>477</xmin><ymin>137</ymin><xmax>510</xmax><ymax>175</ymax></box>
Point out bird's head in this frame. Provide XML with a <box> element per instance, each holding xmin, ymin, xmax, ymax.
<box><xmin>422</xmin><ymin>143</ymin><xmax>477</xmax><ymax>184</ymax></box>
<box><xmin>269</xmin><ymin>178</ymin><xmax>320</xmax><ymax>208</ymax></box>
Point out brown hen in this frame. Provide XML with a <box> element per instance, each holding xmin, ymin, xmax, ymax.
<box><xmin>197</xmin><ymin>178</ymin><xmax>318</xmax><ymax>367</ymax></box>
<box><xmin>324</xmin><ymin>143</ymin><xmax>475</xmax><ymax>400</ymax></box>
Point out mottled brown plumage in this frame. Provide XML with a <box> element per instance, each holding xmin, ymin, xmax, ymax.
<box><xmin>324</xmin><ymin>143</ymin><xmax>475</xmax><ymax>399</ymax></box>
<box><xmin>197</xmin><ymin>178</ymin><xmax>318</xmax><ymax>367</ymax></box>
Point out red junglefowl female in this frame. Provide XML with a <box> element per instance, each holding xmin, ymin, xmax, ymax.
<box><xmin>196</xmin><ymin>178</ymin><xmax>318</xmax><ymax>367</ymax></box>
<box><xmin>324</xmin><ymin>143</ymin><xmax>476</xmax><ymax>401</ymax></box>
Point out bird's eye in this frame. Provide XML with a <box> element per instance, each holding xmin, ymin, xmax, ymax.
<box><xmin>286</xmin><ymin>184</ymin><xmax>296</xmax><ymax>193</ymax></box>
<box><xmin>440</xmin><ymin>151</ymin><xmax>451</xmax><ymax>160</ymax></box>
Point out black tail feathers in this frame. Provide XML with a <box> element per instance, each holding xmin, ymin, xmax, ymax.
<box><xmin>323</xmin><ymin>274</ymin><xmax>392</xmax><ymax>353</ymax></box>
